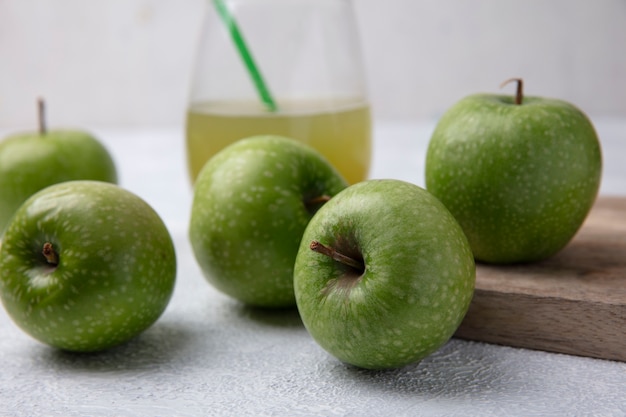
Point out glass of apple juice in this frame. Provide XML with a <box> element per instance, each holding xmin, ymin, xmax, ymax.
<box><xmin>185</xmin><ymin>0</ymin><xmax>371</xmax><ymax>185</ymax></box>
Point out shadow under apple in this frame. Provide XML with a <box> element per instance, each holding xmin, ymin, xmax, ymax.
<box><xmin>326</xmin><ymin>339</ymin><xmax>518</xmax><ymax>399</ymax></box>
<box><xmin>35</xmin><ymin>319</ymin><xmax>198</xmax><ymax>373</ymax></box>
<box><xmin>228</xmin><ymin>301</ymin><xmax>304</xmax><ymax>329</ymax></box>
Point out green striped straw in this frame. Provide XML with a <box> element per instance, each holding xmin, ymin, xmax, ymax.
<box><xmin>213</xmin><ymin>0</ymin><xmax>278</xmax><ymax>112</ymax></box>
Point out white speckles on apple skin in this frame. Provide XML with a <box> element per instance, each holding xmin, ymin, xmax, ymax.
<box><xmin>0</xmin><ymin>181</ymin><xmax>176</xmax><ymax>352</ymax></box>
<box><xmin>189</xmin><ymin>136</ymin><xmax>348</xmax><ymax>308</ymax></box>
<box><xmin>425</xmin><ymin>94</ymin><xmax>602</xmax><ymax>264</ymax></box>
<box><xmin>294</xmin><ymin>180</ymin><xmax>475</xmax><ymax>370</ymax></box>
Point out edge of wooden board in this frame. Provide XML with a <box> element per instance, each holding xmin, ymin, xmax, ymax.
<box><xmin>455</xmin><ymin>196</ymin><xmax>626</xmax><ymax>362</ymax></box>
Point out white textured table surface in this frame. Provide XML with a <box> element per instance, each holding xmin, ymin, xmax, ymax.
<box><xmin>1</xmin><ymin>120</ymin><xmax>625</xmax><ymax>417</ymax></box>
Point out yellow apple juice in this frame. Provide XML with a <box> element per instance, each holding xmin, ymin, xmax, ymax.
<box><xmin>185</xmin><ymin>99</ymin><xmax>371</xmax><ymax>184</ymax></box>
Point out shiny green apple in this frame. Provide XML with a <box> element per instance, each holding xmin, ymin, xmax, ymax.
<box><xmin>294</xmin><ymin>179</ymin><xmax>475</xmax><ymax>369</ymax></box>
<box><xmin>0</xmin><ymin>181</ymin><xmax>176</xmax><ymax>352</ymax></box>
<box><xmin>189</xmin><ymin>135</ymin><xmax>348</xmax><ymax>308</ymax></box>
<box><xmin>425</xmin><ymin>79</ymin><xmax>602</xmax><ymax>263</ymax></box>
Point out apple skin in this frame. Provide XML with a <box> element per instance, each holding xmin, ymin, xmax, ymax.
<box><xmin>0</xmin><ymin>129</ymin><xmax>118</xmax><ymax>235</ymax></box>
<box><xmin>294</xmin><ymin>179</ymin><xmax>475</xmax><ymax>369</ymax></box>
<box><xmin>189</xmin><ymin>135</ymin><xmax>348</xmax><ymax>308</ymax></box>
<box><xmin>0</xmin><ymin>181</ymin><xmax>176</xmax><ymax>352</ymax></box>
<box><xmin>425</xmin><ymin>94</ymin><xmax>602</xmax><ymax>264</ymax></box>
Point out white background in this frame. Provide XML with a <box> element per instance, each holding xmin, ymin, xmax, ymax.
<box><xmin>1</xmin><ymin>0</ymin><xmax>625</xmax><ymax>128</ymax></box>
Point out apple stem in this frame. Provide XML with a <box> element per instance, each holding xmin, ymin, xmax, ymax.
<box><xmin>310</xmin><ymin>240</ymin><xmax>364</xmax><ymax>272</ymax></box>
<box><xmin>306</xmin><ymin>195</ymin><xmax>332</xmax><ymax>206</ymax></box>
<box><xmin>42</xmin><ymin>242</ymin><xmax>58</xmax><ymax>266</ymax></box>
<box><xmin>500</xmin><ymin>78</ymin><xmax>524</xmax><ymax>105</ymax></box>
<box><xmin>37</xmin><ymin>97</ymin><xmax>47</xmax><ymax>135</ymax></box>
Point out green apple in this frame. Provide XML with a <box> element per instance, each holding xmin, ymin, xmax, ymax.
<box><xmin>0</xmin><ymin>99</ymin><xmax>117</xmax><ymax>235</ymax></box>
<box><xmin>0</xmin><ymin>181</ymin><xmax>176</xmax><ymax>352</ymax></box>
<box><xmin>189</xmin><ymin>135</ymin><xmax>348</xmax><ymax>308</ymax></box>
<box><xmin>294</xmin><ymin>179</ymin><xmax>475</xmax><ymax>369</ymax></box>
<box><xmin>425</xmin><ymin>79</ymin><xmax>602</xmax><ymax>264</ymax></box>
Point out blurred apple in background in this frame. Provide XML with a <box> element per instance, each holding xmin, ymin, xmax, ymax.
<box><xmin>189</xmin><ymin>135</ymin><xmax>348</xmax><ymax>308</ymax></box>
<box><xmin>425</xmin><ymin>79</ymin><xmax>602</xmax><ymax>264</ymax></box>
<box><xmin>0</xmin><ymin>99</ymin><xmax>118</xmax><ymax>236</ymax></box>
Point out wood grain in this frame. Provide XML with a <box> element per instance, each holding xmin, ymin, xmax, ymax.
<box><xmin>455</xmin><ymin>196</ymin><xmax>626</xmax><ymax>362</ymax></box>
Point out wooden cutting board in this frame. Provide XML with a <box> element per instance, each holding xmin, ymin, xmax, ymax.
<box><xmin>455</xmin><ymin>196</ymin><xmax>626</xmax><ymax>362</ymax></box>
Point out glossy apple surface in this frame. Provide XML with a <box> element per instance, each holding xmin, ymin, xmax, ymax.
<box><xmin>425</xmin><ymin>88</ymin><xmax>602</xmax><ymax>263</ymax></box>
<box><xmin>0</xmin><ymin>129</ymin><xmax>117</xmax><ymax>234</ymax></box>
<box><xmin>294</xmin><ymin>179</ymin><xmax>475</xmax><ymax>369</ymax></box>
<box><xmin>189</xmin><ymin>135</ymin><xmax>348</xmax><ymax>308</ymax></box>
<box><xmin>0</xmin><ymin>181</ymin><xmax>176</xmax><ymax>352</ymax></box>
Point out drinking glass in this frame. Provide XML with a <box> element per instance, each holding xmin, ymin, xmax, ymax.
<box><xmin>185</xmin><ymin>0</ymin><xmax>371</xmax><ymax>184</ymax></box>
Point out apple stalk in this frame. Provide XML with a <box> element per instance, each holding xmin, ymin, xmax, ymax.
<box><xmin>304</xmin><ymin>195</ymin><xmax>332</xmax><ymax>214</ymax></box>
<box><xmin>42</xmin><ymin>242</ymin><xmax>58</xmax><ymax>266</ymax></box>
<box><xmin>37</xmin><ymin>97</ymin><xmax>47</xmax><ymax>135</ymax></box>
<box><xmin>309</xmin><ymin>240</ymin><xmax>364</xmax><ymax>272</ymax></box>
<box><xmin>500</xmin><ymin>78</ymin><xmax>524</xmax><ymax>105</ymax></box>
